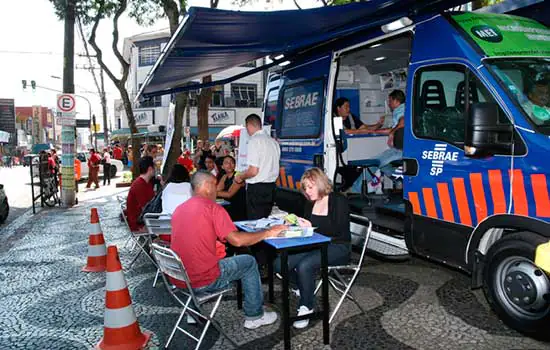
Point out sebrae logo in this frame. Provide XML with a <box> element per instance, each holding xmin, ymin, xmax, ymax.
<box><xmin>471</xmin><ymin>25</ymin><xmax>503</xmax><ymax>43</ymax></box>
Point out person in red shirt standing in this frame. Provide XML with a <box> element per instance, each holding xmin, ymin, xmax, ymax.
<box><xmin>86</xmin><ymin>149</ymin><xmax>102</xmax><ymax>189</ymax></box>
<box><xmin>171</xmin><ymin>171</ymin><xmax>287</xmax><ymax>329</ymax></box>
<box><xmin>113</xmin><ymin>144</ymin><xmax>123</xmax><ymax>160</ymax></box>
<box><xmin>177</xmin><ymin>150</ymin><xmax>194</xmax><ymax>173</ymax></box>
<box><xmin>126</xmin><ymin>156</ymin><xmax>155</xmax><ymax>232</ymax></box>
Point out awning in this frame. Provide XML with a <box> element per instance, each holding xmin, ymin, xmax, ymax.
<box><xmin>139</xmin><ymin>0</ymin><xmax>470</xmax><ymax>99</ymax></box>
<box><xmin>479</xmin><ymin>0</ymin><xmax>550</xmax><ymax>26</ymax></box>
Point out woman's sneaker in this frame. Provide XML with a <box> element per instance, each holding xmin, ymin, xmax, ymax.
<box><xmin>244</xmin><ymin>311</ymin><xmax>278</xmax><ymax>329</ymax></box>
<box><xmin>293</xmin><ymin>305</ymin><xmax>313</xmax><ymax>329</ymax></box>
<box><xmin>291</xmin><ymin>288</ymin><xmax>300</xmax><ymax>297</ymax></box>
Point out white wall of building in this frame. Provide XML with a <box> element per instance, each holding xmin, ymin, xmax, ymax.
<box><xmin>116</xmin><ymin>31</ymin><xmax>265</xmax><ymax>135</ymax></box>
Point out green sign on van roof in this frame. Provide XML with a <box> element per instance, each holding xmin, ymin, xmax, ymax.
<box><xmin>452</xmin><ymin>12</ymin><xmax>550</xmax><ymax>57</ymax></box>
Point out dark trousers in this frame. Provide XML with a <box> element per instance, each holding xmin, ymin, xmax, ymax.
<box><xmin>246</xmin><ymin>182</ymin><xmax>276</xmax><ymax>220</ymax></box>
<box><xmin>274</xmin><ymin>243</ymin><xmax>351</xmax><ymax>309</ymax></box>
<box><xmin>246</xmin><ymin>182</ymin><xmax>276</xmax><ymax>266</ymax></box>
<box><xmin>103</xmin><ymin>163</ymin><xmax>111</xmax><ymax>185</ymax></box>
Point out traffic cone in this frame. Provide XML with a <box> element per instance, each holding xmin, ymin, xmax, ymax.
<box><xmin>97</xmin><ymin>246</ymin><xmax>151</xmax><ymax>350</ymax></box>
<box><xmin>83</xmin><ymin>208</ymin><xmax>107</xmax><ymax>272</ymax></box>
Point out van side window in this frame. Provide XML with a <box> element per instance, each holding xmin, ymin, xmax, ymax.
<box><xmin>264</xmin><ymin>88</ymin><xmax>278</xmax><ymax>128</ymax></box>
<box><xmin>413</xmin><ymin>65</ymin><xmax>466</xmax><ymax>144</ymax></box>
<box><xmin>279</xmin><ymin>79</ymin><xmax>324</xmax><ymax>139</ymax></box>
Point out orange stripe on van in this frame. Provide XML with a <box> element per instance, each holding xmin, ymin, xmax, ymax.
<box><xmin>287</xmin><ymin>175</ymin><xmax>295</xmax><ymax>189</ymax></box>
<box><xmin>469</xmin><ymin>173</ymin><xmax>488</xmax><ymax>223</ymax></box>
<box><xmin>280</xmin><ymin>167</ymin><xmax>288</xmax><ymax>188</ymax></box>
<box><xmin>531</xmin><ymin>174</ymin><xmax>550</xmax><ymax>218</ymax></box>
<box><xmin>408</xmin><ymin>192</ymin><xmax>421</xmax><ymax>215</ymax></box>
<box><xmin>422</xmin><ymin>188</ymin><xmax>438</xmax><ymax>218</ymax></box>
<box><xmin>488</xmin><ymin>170</ymin><xmax>506</xmax><ymax>214</ymax></box>
<box><xmin>436</xmin><ymin>183</ymin><xmax>455</xmax><ymax>222</ymax></box>
<box><xmin>276</xmin><ymin>177</ymin><xmax>281</xmax><ymax>186</ymax></box>
<box><xmin>452</xmin><ymin>178</ymin><xmax>472</xmax><ymax>226</ymax></box>
<box><xmin>509</xmin><ymin>169</ymin><xmax>528</xmax><ymax>216</ymax></box>
<box><xmin>296</xmin><ymin>181</ymin><xmax>301</xmax><ymax>190</ymax></box>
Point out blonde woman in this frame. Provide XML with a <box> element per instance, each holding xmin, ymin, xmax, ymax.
<box><xmin>275</xmin><ymin>167</ymin><xmax>351</xmax><ymax>329</ymax></box>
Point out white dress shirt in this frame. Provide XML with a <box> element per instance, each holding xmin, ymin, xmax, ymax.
<box><xmin>162</xmin><ymin>182</ymin><xmax>193</xmax><ymax>214</ymax></box>
<box><xmin>246</xmin><ymin>130</ymin><xmax>280</xmax><ymax>184</ymax></box>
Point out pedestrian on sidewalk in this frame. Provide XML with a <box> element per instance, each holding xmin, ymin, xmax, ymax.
<box><xmin>102</xmin><ymin>148</ymin><xmax>112</xmax><ymax>186</ymax></box>
<box><xmin>86</xmin><ymin>149</ymin><xmax>101</xmax><ymax>190</ymax></box>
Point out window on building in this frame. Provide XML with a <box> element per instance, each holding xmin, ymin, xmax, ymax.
<box><xmin>117</xmin><ymin>118</ymin><xmax>121</xmax><ymax>130</ymax></box>
<box><xmin>231</xmin><ymin>84</ymin><xmax>257</xmax><ymax>107</ymax></box>
<box><xmin>239</xmin><ymin>61</ymin><xmax>257</xmax><ymax>68</ymax></box>
<box><xmin>138</xmin><ymin>45</ymin><xmax>161</xmax><ymax>66</ymax></box>
<box><xmin>137</xmin><ymin>84</ymin><xmax>162</xmax><ymax>108</ymax></box>
<box><xmin>211</xmin><ymin>86</ymin><xmax>224</xmax><ymax>107</ymax></box>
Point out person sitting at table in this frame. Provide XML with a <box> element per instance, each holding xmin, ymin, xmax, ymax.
<box><xmin>126</xmin><ymin>156</ymin><xmax>156</xmax><ymax>232</ymax></box>
<box><xmin>275</xmin><ymin>167</ymin><xmax>351</xmax><ymax>329</ymax></box>
<box><xmin>171</xmin><ymin>171</ymin><xmax>288</xmax><ymax>329</ymax></box>
<box><xmin>205</xmin><ymin>154</ymin><xmax>218</xmax><ymax>178</ymax></box>
<box><xmin>216</xmin><ymin>156</ymin><xmax>247</xmax><ymax>221</ymax></box>
<box><xmin>334</xmin><ymin>97</ymin><xmax>367</xmax><ymax>132</ymax></box>
<box><xmin>162</xmin><ymin>163</ymin><xmax>192</xmax><ymax>215</ymax></box>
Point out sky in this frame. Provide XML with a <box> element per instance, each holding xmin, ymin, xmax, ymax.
<box><xmin>0</xmin><ymin>0</ymin><xmax>318</xmax><ymax>129</ymax></box>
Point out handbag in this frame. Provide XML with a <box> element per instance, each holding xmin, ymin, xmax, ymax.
<box><xmin>138</xmin><ymin>189</ymin><xmax>163</xmax><ymax>225</ymax></box>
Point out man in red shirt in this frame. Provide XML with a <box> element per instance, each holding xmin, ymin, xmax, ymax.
<box><xmin>177</xmin><ymin>150</ymin><xmax>194</xmax><ymax>173</ymax></box>
<box><xmin>125</xmin><ymin>156</ymin><xmax>155</xmax><ymax>232</ymax></box>
<box><xmin>86</xmin><ymin>149</ymin><xmax>102</xmax><ymax>189</ymax></box>
<box><xmin>113</xmin><ymin>144</ymin><xmax>123</xmax><ymax>160</ymax></box>
<box><xmin>171</xmin><ymin>171</ymin><xmax>286</xmax><ymax>329</ymax></box>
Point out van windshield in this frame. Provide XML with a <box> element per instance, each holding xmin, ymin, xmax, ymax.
<box><xmin>487</xmin><ymin>58</ymin><xmax>550</xmax><ymax>132</ymax></box>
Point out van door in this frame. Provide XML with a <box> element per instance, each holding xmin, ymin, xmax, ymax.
<box><xmin>404</xmin><ymin>64</ymin><xmax>515</xmax><ymax>270</ymax></box>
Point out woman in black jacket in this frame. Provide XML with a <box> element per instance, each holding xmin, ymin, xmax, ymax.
<box><xmin>275</xmin><ymin>167</ymin><xmax>351</xmax><ymax>329</ymax></box>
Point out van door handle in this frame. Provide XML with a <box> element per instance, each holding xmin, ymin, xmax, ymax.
<box><xmin>403</xmin><ymin>158</ymin><xmax>418</xmax><ymax>176</ymax></box>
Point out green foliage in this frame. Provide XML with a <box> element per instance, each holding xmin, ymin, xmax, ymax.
<box><xmin>48</xmin><ymin>0</ymin><xmax>119</xmax><ymax>24</ymax></box>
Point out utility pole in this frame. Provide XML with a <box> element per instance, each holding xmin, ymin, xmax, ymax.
<box><xmin>100</xmin><ymin>68</ymin><xmax>109</xmax><ymax>147</ymax></box>
<box><xmin>92</xmin><ymin>114</ymin><xmax>98</xmax><ymax>150</ymax></box>
<box><xmin>61</xmin><ymin>0</ymin><xmax>76</xmax><ymax>207</ymax></box>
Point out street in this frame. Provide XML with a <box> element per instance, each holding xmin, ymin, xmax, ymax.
<box><xmin>0</xmin><ymin>165</ymin><xmax>34</xmax><ymax>226</ymax></box>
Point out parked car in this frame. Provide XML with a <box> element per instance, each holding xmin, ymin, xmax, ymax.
<box><xmin>75</xmin><ymin>152</ymin><xmax>123</xmax><ymax>179</ymax></box>
<box><xmin>0</xmin><ymin>184</ymin><xmax>9</xmax><ymax>224</ymax></box>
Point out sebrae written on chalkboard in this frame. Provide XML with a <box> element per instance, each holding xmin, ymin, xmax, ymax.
<box><xmin>280</xmin><ymin>80</ymin><xmax>324</xmax><ymax>138</ymax></box>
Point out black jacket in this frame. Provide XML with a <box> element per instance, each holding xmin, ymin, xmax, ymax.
<box><xmin>303</xmin><ymin>192</ymin><xmax>351</xmax><ymax>244</ymax></box>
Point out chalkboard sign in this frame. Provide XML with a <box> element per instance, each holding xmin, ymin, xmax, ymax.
<box><xmin>279</xmin><ymin>80</ymin><xmax>324</xmax><ymax>138</ymax></box>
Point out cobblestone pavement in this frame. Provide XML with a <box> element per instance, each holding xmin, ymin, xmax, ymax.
<box><xmin>0</xmin><ymin>190</ymin><xmax>549</xmax><ymax>350</ymax></box>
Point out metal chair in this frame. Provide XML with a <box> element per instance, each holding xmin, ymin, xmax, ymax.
<box><xmin>144</xmin><ymin>213</ymin><xmax>172</xmax><ymax>287</ymax></box>
<box><xmin>151</xmin><ymin>243</ymin><xmax>238</xmax><ymax>350</ymax></box>
<box><xmin>314</xmin><ymin>221</ymin><xmax>372</xmax><ymax>323</ymax></box>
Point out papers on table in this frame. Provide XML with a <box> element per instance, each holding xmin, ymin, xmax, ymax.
<box><xmin>254</xmin><ymin>218</ymin><xmax>284</xmax><ymax>229</ymax></box>
<box><xmin>267</xmin><ymin>227</ymin><xmax>315</xmax><ymax>240</ymax></box>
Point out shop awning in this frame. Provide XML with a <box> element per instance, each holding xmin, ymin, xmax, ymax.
<box><xmin>138</xmin><ymin>0</ymin><xmax>470</xmax><ymax>99</ymax></box>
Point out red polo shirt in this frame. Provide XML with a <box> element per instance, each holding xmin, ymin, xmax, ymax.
<box><xmin>113</xmin><ymin>146</ymin><xmax>123</xmax><ymax>160</ymax></box>
<box><xmin>171</xmin><ymin>196</ymin><xmax>236</xmax><ymax>289</ymax></box>
<box><xmin>126</xmin><ymin>176</ymin><xmax>155</xmax><ymax>231</ymax></box>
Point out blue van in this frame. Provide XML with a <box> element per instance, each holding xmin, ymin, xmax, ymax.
<box><xmin>138</xmin><ymin>0</ymin><xmax>550</xmax><ymax>337</ymax></box>
<box><xmin>263</xmin><ymin>10</ymin><xmax>550</xmax><ymax>336</ymax></box>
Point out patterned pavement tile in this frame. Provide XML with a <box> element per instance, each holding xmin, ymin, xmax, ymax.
<box><xmin>0</xmin><ymin>194</ymin><xmax>549</xmax><ymax>350</ymax></box>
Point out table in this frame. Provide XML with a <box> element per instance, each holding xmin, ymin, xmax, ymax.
<box><xmin>235</xmin><ymin>220</ymin><xmax>331</xmax><ymax>350</ymax></box>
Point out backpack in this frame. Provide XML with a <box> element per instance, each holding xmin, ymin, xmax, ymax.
<box><xmin>138</xmin><ymin>190</ymin><xmax>163</xmax><ymax>225</ymax></box>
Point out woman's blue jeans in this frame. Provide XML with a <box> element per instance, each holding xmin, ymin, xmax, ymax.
<box><xmin>274</xmin><ymin>243</ymin><xmax>351</xmax><ymax>309</ymax></box>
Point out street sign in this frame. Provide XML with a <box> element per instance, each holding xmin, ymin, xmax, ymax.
<box><xmin>58</xmin><ymin>117</ymin><xmax>76</xmax><ymax>126</ymax></box>
<box><xmin>57</xmin><ymin>94</ymin><xmax>76</xmax><ymax>113</ymax></box>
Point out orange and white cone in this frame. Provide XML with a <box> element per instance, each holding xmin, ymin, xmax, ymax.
<box><xmin>83</xmin><ymin>208</ymin><xmax>107</xmax><ymax>272</ymax></box>
<box><xmin>97</xmin><ymin>245</ymin><xmax>151</xmax><ymax>350</ymax></box>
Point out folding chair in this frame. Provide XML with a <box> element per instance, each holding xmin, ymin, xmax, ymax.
<box><xmin>151</xmin><ymin>243</ymin><xmax>239</xmax><ymax>350</ymax></box>
<box><xmin>314</xmin><ymin>221</ymin><xmax>372</xmax><ymax>323</ymax></box>
<box><xmin>144</xmin><ymin>213</ymin><xmax>172</xmax><ymax>287</ymax></box>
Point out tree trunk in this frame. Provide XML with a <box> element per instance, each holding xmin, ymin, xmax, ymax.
<box><xmin>119</xmin><ymin>86</ymin><xmax>140</xmax><ymax>178</ymax></box>
<box><xmin>100</xmin><ymin>69</ymin><xmax>109</xmax><ymax>147</ymax></box>
<box><xmin>198</xmin><ymin>75</ymin><xmax>212</xmax><ymax>142</ymax></box>
<box><xmin>161</xmin><ymin>0</ymin><xmax>188</xmax><ymax>179</ymax></box>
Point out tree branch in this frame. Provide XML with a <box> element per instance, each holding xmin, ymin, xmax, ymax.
<box><xmin>77</xmin><ymin>17</ymin><xmax>102</xmax><ymax>97</ymax></box>
<box><xmin>112</xmin><ymin>0</ymin><xmax>130</xmax><ymax>85</ymax></box>
<box><xmin>88</xmin><ymin>1</ymin><xmax>120</xmax><ymax>86</ymax></box>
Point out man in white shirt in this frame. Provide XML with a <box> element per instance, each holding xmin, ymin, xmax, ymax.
<box><xmin>235</xmin><ymin>114</ymin><xmax>280</xmax><ymax>219</ymax></box>
<box><xmin>102</xmin><ymin>148</ymin><xmax>112</xmax><ymax>186</ymax></box>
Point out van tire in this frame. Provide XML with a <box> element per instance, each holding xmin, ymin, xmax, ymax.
<box><xmin>483</xmin><ymin>232</ymin><xmax>550</xmax><ymax>339</ymax></box>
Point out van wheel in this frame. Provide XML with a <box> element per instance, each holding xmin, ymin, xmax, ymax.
<box><xmin>483</xmin><ymin>232</ymin><xmax>550</xmax><ymax>338</ymax></box>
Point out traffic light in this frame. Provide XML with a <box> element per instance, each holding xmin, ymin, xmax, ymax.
<box><xmin>22</xmin><ymin>80</ymin><xmax>27</xmax><ymax>90</ymax></box>
<box><xmin>31</xmin><ymin>80</ymin><xmax>36</xmax><ymax>91</ymax></box>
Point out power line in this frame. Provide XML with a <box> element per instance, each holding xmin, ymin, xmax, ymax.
<box><xmin>0</xmin><ymin>50</ymin><xmax>63</xmax><ymax>56</ymax></box>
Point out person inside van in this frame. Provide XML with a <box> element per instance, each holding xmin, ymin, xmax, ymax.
<box><xmin>350</xmin><ymin>90</ymin><xmax>406</xmax><ymax>194</ymax></box>
<box><xmin>334</xmin><ymin>97</ymin><xmax>368</xmax><ymax>132</ymax></box>
<box><xmin>524</xmin><ymin>80</ymin><xmax>550</xmax><ymax>124</ymax></box>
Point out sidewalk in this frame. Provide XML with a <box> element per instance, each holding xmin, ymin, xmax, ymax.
<box><xmin>0</xmin><ymin>182</ymin><xmax>548</xmax><ymax>349</ymax></box>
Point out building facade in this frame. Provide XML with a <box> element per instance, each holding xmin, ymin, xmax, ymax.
<box><xmin>0</xmin><ymin>99</ymin><xmax>16</xmax><ymax>152</ymax></box>
<box><xmin>116</xmin><ymin>30</ymin><xmax>265</xmax><ymax>140</ymax></box>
